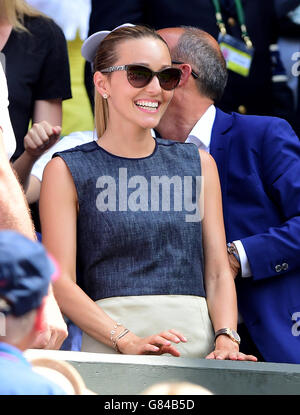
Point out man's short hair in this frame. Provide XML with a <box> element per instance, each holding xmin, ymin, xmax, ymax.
<box><xmin>173</xmin><ymin>26</ymin><xmax>228</xmax><ymax>102</ymax></box>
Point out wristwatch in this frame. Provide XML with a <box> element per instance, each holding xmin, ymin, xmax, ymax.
<box><xmin>227</xmin><ymin>242</ymin><xmax>240</xmax><ymax>263</ymax></box>
<box><xmin>227</xmin><ymin>242</ymin><xmax>241</xmax><ymax>277</ymax></box>
<box><xmin>214</xmin><ymin>328</ymin><xmax>241</xmax><ymax>345</ymax></box>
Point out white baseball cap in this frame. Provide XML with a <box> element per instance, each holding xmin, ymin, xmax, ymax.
<box><xmin>81</xmin><ymin>23</ymin><xmax>136</xmax><ymax>64</ymax></box>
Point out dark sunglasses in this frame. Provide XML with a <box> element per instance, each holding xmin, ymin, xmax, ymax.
<box><xmin>172</xmin><ymin>60</ymin><xmax>200</xmax><ymax>79</ymax></box>
<box><xmin>101</xmin><ymin>64</ymin><xmax>182</xmax><ymax>90</ymax></box>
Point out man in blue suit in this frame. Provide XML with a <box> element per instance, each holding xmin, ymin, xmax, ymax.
<box><xmin>156</xmin><ymin>26</ymin><xmax>300</xmax><ymax>363</ymax></box>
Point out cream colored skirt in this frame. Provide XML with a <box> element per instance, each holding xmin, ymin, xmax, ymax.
<box><xmin>81</xmin><ymin>295</ymin><xmax>214</xmax><ymax>358</ymax></box>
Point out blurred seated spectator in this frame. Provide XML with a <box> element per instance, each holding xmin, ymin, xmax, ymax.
<box><xmin>0</xmin><ymin>0</ymin><xmax>72</xmax><ymax>234</ymax></box>
<box><xmin>2</xmin><ymin>52</ymin><xmax>62</xmax><ymax>191</ymax></box>
<box><xmin>0</xmin><ymin>230</ymin><xmax>65</xmax><ymax>395</ymax></box>
<box><xmin>29</xmin><ymin>357</ymin><xmax>96</xmax><ymax>394</ymax></box>
<box><xmin>26</xmin><ymin>0</ymin><xmax>94</xmax><ymax>136</ymax></box>
<box><xmin>142</xmin><ymin>381</ymin><xmax>213</xmax><ymax>395</ymax></box>
<box><xmin>0</xmin><ymin>0</ymin><xmax>71</xmax><ymax>162</ymax></box>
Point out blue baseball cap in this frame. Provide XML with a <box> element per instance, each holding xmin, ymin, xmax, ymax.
<box><xmin>0</xmin><ymin>231</ymin><xmax>60</xmax><ymax>317</ymax></box>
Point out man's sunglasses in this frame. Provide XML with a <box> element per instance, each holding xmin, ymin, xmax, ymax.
<box><xmin>101</xmin><ymin>64</ymin><xmax>182</xmax><ymax>90</ymax></box>
<box><xmin>171</xmin><ymin>60</ymin><xmax>200</xmax><ymax>79</ymax></box>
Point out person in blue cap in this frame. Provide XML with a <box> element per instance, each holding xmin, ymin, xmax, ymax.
<box><xmin>0</xmin><ymin>230</ymin><xmax>65</xmax><ymax>395</ymax></box>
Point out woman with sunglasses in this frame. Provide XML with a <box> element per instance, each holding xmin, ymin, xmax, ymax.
<box><xmin>39</xmin><ymin>25</ymin><xmax>256</xmax><ymax>361</ymax></box>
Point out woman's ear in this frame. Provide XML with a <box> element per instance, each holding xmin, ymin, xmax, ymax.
<box><xmin>178</xmin><ymin>63</ymin><xmax>194</xmax><ymax>86</ymax></box>
<box><xmin>94</xmin><ymin>71</ymin><xmax>110</xmax><ymax>99</ymax></box>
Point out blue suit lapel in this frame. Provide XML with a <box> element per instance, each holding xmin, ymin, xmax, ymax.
<box><xmin>210</xmin><ymin>108</ymin><xmax>233</xmax><ymax>227</ymax></box>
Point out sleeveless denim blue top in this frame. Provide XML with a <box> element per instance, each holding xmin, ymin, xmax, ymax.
<box><xmin>54</xmin><ymin>137</ymin><xmax>205</xmax><ymax>301</ymax></box>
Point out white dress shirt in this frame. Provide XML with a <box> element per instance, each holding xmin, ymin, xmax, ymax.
<box><xmin>31</xmin><ymin>130</ymin><xmax>95</xmax><ymax>181</ymax></box>
<box><xmin>0</xmin><ymin>62</ymin><xmax>16</xmax><ymax>160</ymax></box>
<box><xmin>185</xmin><ymin>104</ymin><xmax>252</xmax><ymax>278</ymax></box>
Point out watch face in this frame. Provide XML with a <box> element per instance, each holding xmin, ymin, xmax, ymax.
<box><xmin>214</xmin><ymin>328</ymin><xmax>241</xmax><ymax>344</ymax></box>
<box><xmin>231</xmin><ymin>330</ymin><xmax>240</xmax><ymax>342</ymax></box>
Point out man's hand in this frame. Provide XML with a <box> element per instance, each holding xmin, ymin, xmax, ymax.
<box><xmin>24</xmin><ymin>121</ymin><xmax>61</xmax><ymax>158</ymax></box>
<box><xmin>206</xmin><ymin>334</ymin><xmax>257</xmax><ymax>361</ymax></box>
<box><xmin>228</xmin><ymin>252</ymin><xmax>241</xmax><ymax>280</ymax></box>
<box><xmin>32</xmin><ymin>289</ymin><xmax>68</xmax><ymax>350</ymax></box>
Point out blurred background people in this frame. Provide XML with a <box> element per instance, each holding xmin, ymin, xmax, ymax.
<box><xmin>26</xmin><ymin>0</ymin><xmax>94</xmax><ymax>136</ymax></box>
<box><xmin>28</xmin><ymin>357</ymin><xmax>96</xmax><ymax>395</ymax></box>
<box><xmin>0</xmin><ymin>0</ymin><xmax>71</xmax><ymax>161</ymax></box>
<box><xmin>0</xmin><ymin>230</ymin><xmax>65</xmax><ymax>395</ymax></box>
<box><xmin>85</xmin><ymin>0</ymin><xmax>289</xmax><ymax>122</ymax></box>
<box><xmin>0</xmin><ymin>59</ymin><xmax>16</xmax><ymax>160</ymax></box>
<box><xmin>0</xmin><ymin>0</ymin><xmax>72</xmax><ymax>233</ymax></box>
<box><xmin>0</xmin><ymin>58</ymin><xmax>68</xmax><ymax>351</ymax></box>
<box><xmin>275</xmin><ymin>0</ymin><xmax>300</xmax><ymax>136</ymax></box>
<box><xmin>142</xmin><ymin>381</ymin><xmax>213</xmax><ymax>395</ymax></box>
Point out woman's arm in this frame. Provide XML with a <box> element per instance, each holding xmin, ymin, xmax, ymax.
<box><xmin>40</xmin><ymin>157</ymin><xmax>186</xmax><ymax>355</ymax></box>
<box><xmin>199</xmin><ymin>150</ymin><xmax>257</xmax><ymax>361</ymax></box>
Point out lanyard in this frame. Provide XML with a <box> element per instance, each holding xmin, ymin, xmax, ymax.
<box><xmin>211</xmin><ymin>0</ymin><xmax>253</xmax><ymax>48</ymax></box>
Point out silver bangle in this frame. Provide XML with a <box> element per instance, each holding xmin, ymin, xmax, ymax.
<box><xmin>112</xmin><ymin>328</ymin><xmax>130</xmax><ymax>353</ymax></box>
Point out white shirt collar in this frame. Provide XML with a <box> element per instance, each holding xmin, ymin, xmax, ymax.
<box><xmin>185</xmin><ymin>104</ymin><xmax>216</xmax><ymax>153</ymax></box>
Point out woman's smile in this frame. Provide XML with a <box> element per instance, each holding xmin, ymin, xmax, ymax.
<box><xmin>134</xmin><ymin>99</ymin><xmax>160</xmax><ymax>113</ymax></box>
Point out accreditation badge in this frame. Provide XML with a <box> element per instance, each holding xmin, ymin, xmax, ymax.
<box><xmin>218</xmin><ymin>33</ymin><xmax>254</xmax><ymax>77</ymax></box>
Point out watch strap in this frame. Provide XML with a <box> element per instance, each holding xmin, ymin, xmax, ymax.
<box><xmin>227</xmin><ymin>242</ymin><xmax>240</xmax><ymax>264</ymax></box>
<box><xmin>227</xmin><ymin>242</ymin><xmax>241</xmax><ymax>278</ymax></box>
<box><xmin>214</xmin><ymin>328</ymin><xmax>241</xmax><ymax>345</ymax></box>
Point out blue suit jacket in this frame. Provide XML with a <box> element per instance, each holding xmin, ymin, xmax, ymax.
<box><xmin>210</xmin><ymin>108</ymin><xmax>300</xmax><ymax>363</ymax></box>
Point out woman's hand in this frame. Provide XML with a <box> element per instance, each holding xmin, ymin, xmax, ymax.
<box><xmin>205</xmin><ymin>335</ymin><xmax>258</xmax><ymax>361</ymax></box>
<box><xmin>117</xmin><ymin>329</ymin><xmax>187</xmax><ymax>357</ymax></box>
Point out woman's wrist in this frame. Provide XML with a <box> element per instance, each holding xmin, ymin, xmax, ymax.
<box><xmin>109</xmin><ymin>322</ymin><xmax>132</xmax><ymax>353</ymax></box>
<box><xmin>115</xmin><ymin>330</ymin><xmax>137</xmax><ymax>354</ymax></box>
<box><xmin>113</xmin><ymin>328</ymin><xmax>130</xmax><ymax>352</ymax></box>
